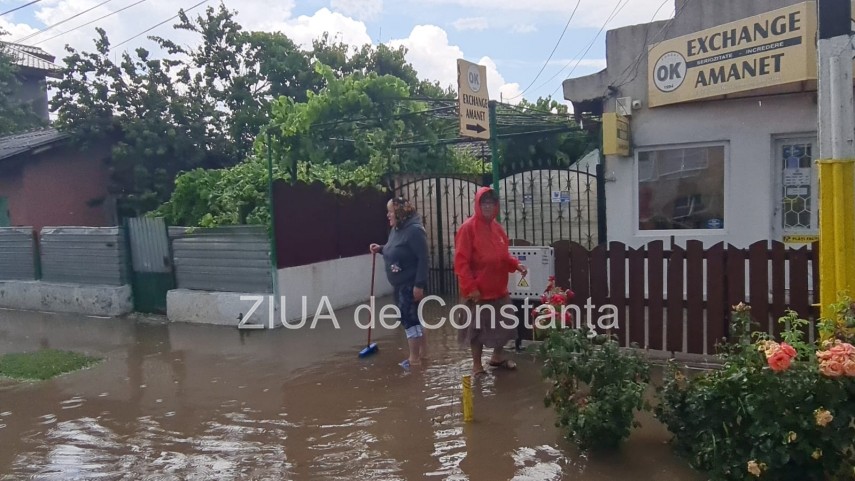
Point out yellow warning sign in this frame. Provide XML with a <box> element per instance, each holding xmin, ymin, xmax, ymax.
<box><xmin>517</xmin><ymin>276</ymin><xmax>530</xmax><ymax>288</ymax></box>
<box><xmin>783</xmin><ymin>234</ymin><xmax>819</xmax><ymax>244</ymax></box>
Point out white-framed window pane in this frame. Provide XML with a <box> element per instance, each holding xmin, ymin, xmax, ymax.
<box><xmin>638</xmin><ymin>145</ymin><xmax>725</xmax><ymax>231</ymax></box>
<box><xmin>780</xmin><ymin>142</ymin><xmax>814</xmax><ymax>231</ymax></box>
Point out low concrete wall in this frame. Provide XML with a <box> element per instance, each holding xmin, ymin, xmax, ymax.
<box><xmin>0</xmin><ymin>281</ymin><xmax>133</xmax><ymax>317</ymax></box>
<box><xmin>166</xmin><ymin>289</ymin><xmax>280</xmax><ymax>328</ymax></box>
<box><xmin>277</xmin><ymin>253</ymin><xmax>394</xmax><ymax>323</ymax></box>
<box><xmin>166</xmin><ymin>254</ymin><xmax>394</xmax><ymax>327</ymax></box>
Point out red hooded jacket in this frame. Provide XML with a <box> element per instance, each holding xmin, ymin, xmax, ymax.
<box><xmin>453</xmin><ymin>186</ymin><xmax>521</xmax><ymax>301</ymax></box>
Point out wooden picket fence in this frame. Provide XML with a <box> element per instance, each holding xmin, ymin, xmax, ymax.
<box><xmin>515</xmin><ymin>239</ymin><xmax>819</xmax><ymax>356</ymax></box>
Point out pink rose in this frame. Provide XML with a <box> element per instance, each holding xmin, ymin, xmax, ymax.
<box><xmin>779</xmin><ymin>342</ymin><xmax>797</xmax><ymax>359</ymax></box>
<box><xmin>843</xmin><ymin>359</ymin><xmax>855</xmax><ymax>377</ymax></box>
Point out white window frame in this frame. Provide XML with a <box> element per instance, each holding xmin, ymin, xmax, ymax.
<box><xmin>634</xmin><ymin>141</ymin><xmax>730</xmax><ymax>236</ymax></box>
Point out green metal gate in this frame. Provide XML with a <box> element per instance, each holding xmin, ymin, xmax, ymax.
<box><xmin>126</xmin><ymin>217</ymin><xmax>175</xmax><ymax>314</ymax></box>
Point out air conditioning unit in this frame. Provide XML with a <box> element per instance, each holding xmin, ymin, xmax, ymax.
<box><xmin>507</xmin><ymin>246</ymin><xmax>555</xmax><ymax>301</ymax></box>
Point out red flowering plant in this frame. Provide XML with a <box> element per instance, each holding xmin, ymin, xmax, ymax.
<box><xmin>530</xmin><ymin>276</ymin><xmax>576</xmax><ymax>339</ymax></box>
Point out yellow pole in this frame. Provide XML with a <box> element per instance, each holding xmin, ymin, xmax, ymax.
<box><xmin>461</xmin><ymin>374</ymin><xmax>473</xmax><ymax>423</ymax></box>
<box><xmin>817</xmin><ymin>159</ymin><xmax>855</xmax><ymax>322</ymax></box>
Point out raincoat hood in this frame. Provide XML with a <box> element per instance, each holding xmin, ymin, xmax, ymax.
<box><xmin>473</xmin><ymin>186</ymin><xmax>498</xmax><ymax>221</ymax></box>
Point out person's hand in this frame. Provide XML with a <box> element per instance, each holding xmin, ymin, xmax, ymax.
<box><xmin>467</xmin><ymin>289</ymin><xmax>481</xmax><ymax>302</ymax></box>
<box><xmin>369</xmin><ymin>243</ymin><xmax>381</xmax><ymax>254</ymax></box>
<box><xmin>413</xmin><ymin>287</ymin><xmax>424</xmax><ymax>301</ymax></box>
<box><xmin>517</xmin><ymin>264</ymin><xmax>528</xmax><ymax>277</ymax></box>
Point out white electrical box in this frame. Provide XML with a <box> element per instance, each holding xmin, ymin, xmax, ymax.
<box><xmin>507</xmin><ymin>246</ymin><xmax>555</xmax><ymax>300</ymax></box>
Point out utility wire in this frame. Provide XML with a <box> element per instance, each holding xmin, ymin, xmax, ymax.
<box><xmin>113</xmin><ymin>0</ymin><xmax>211</xmax><ymax>48</ymax></box>
<box><xmin>531</xmin><ymin>0</ymin><xmax>628</xmax><ymax>97</ymax></box>
<box><xmin>12</xmin><ymin>0</ymin><xmax>115</xmax><ymax>44</ymax></box>
<box><xmin>547</xmin><ymin>0</ymin><xmax>630</xmax><ymax>97</ymax></box>
<box><xmin>34</xmin><ymin>0</ymin><xmax>149</xmax><ymax>46</ymax></box>
<box><xmin>0</xmin><ymin>0</ymin><xmax>44</xmax><ymax>17</ymax></box>
<box><xmin>505</xmin><ymin>0</ymin><xmax>581</xmax><ymax>101</ymax></box>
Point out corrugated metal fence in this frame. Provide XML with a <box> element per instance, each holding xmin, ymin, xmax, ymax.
<box><xmin>170</xmin><ymin>226</ymin><xmax>273</xmax><ymax>293</ymax></box>
<box><xmin>0</xmin><ymin>228</ymin><xmax>37</xmax><ymax>281</ymax></box>
<box><xmin>39</xmin><ymin>227</ymin><xmax>129</xmax><ymax>286</ymax></box>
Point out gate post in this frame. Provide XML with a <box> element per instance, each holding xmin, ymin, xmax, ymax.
<box><xmin>596</xmin><ymin>162</ymin><xmax>607</xmax><ymax>245</ymax></box>
<box><xmin>435</xmin><ymin>178</ymin><xmax>446</xmax><ymax>294</ymax></box>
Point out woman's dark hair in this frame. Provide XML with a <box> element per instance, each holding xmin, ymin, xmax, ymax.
<box><xmin>480</xmin><ymin>189</ymin><xmax>499</xmax><ymax>203</ymax></box>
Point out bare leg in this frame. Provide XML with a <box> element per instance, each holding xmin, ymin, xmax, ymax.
<box><xmin>488</xmin><ymin>346</ymin><xmax>516</xmax><ymax>369</ymax></box>
<box><xmin>407</xmin><ymin>338</ymin><xmax>421</xmax><ymax>366</ymax></box>
<box><xmin>471</xmin><ymin>341</ymin><xmax>485</xmax><ymax>374</ymax></box>
<box><xmin>418</xmin><ymin>331</ymin><xmax>428</xmax><ymax>361</ymax></box>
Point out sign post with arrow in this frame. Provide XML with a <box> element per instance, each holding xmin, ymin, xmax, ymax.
<box><xmin>457</xmin><ymin>59</ymin><xmax>491</xmax><ymax>140</ymax></box>
<box><xmin>457</xmin><ymin>58</ymin><xmax>501</xmax><ymax>205</ymax></box>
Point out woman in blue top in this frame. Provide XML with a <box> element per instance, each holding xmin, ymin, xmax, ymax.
<box><xmin>370</xmin><ymin>196</ymin><xmax>430</xmax><ymax>369</ymax></box>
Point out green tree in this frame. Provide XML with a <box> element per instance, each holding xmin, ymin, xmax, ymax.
<box><xmin>50</xmin><ymin>5</ymin><xmax>317</xmax><ymax>216</ymax></box>
<box><xmin>0</xmin><ymin>30</ymin><xmax>47</xmax><ymax>135</ymax></box>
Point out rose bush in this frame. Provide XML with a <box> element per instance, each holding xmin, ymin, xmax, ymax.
<box><xmin>655</xmin><ymin>299</ymin><xmax>855</xmax><ymax>481</ymax></box>
<box><xmin>537</xmin><ymin>326</ymin><xmax>651</xmax><ymax>452</ymax></box>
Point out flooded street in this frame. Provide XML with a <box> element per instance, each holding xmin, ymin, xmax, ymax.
<box><xmin>0</xmin><ymin>304</ymin><xmax>702</xmax><ymax>480</ymax></box>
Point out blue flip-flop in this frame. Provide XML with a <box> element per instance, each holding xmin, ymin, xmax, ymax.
<box><xmin>399</xmin><ymin>360</ymin><xmax>411</xmax><ymax>370</ymax></box>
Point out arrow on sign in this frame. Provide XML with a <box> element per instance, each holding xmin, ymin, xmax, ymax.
<box><xmin>465</xmin><ymin>124</ymin><xmax>486</xmax><ymax>134</ymax></box>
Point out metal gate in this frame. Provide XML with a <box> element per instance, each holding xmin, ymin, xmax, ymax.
<box><xmin>393</xmin><ymin>162</ymin><xmax>603</xmax><ymax>296</ymax></box>
<box><xmin>126</xmin><ymin>217</ymin><xmax>175</xmax><ymax>314</ymax></box>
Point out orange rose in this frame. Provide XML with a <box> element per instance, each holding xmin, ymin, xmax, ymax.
<box><xmin>820</xmin><ymin>359</ymin><xmax>846</xmax><ymax>378</ymax></box>
<box><xmin>768</xmin><ymin>350</ymin><xmax>792</xmax><ymax>372</ymax></box>
<box><xmin>815</xmin><ymin>409</ymin><xmax>834</xmax><ymax>427</ymax></box>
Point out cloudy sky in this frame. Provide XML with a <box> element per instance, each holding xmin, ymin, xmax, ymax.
<box><xmin>1</xmin><ymin>0</ymin><xmax>674</xmax><ymax>104</ymax></box>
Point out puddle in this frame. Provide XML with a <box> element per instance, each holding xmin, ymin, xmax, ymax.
<box><xmin>0</xmin><ymin>307</ymin><xmax>703</xmax><ymax>480</ymax></box>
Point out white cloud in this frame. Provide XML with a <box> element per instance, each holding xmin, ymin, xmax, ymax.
<box><xmin>417</xmin><ymin>0</ymin><xmax>675</xmax><ymax>29</ymax></box>
<box><xmin>387</xmin><ymin>25</ymin><xmax>523</xmax><ymax>103</ymax></box>
<box><xmin>512</xmin><ymin>24</ymin><xmax>537</xmax><ymax>34</ymax></box>
<box><xmin>388</xmin><ymin>25</ymin><xmax>461</xmax><ymax>91</ymax></box>
<box><xmin>452</xmin><ymin>17</ymin><xmax>488</xmax><ymax>31</ymax></box>
<box><xmin>478</xmin><ymin>56</ymin><xmax>522</xmax><ymax>104</ymax></box>
<box><xmin>330</xmin><ymin>0</ymin><xmax>383</xmax><ymax>22</ymax></box>
<box><xmin>281</xmin><ymin>8</ymin><xmax>372</xmax><ymax>50</ymax></box>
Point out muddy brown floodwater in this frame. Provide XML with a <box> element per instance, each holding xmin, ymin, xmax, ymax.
<box><xmin>0</xmin><ymin>304</ymin><xmax>704</xmax><ymax>481</ymax></box>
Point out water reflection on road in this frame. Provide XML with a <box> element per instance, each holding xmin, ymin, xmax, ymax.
<box><xmin>0</xmin><ymin>307</ymin><xmax>702</xmax><ymax>480</ymax></box>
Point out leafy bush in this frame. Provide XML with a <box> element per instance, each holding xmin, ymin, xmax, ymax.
<box><xmin>537</xmin><ymin>327</ymin><xmax>651</xmax><ymax>452</ymax></box>
<box><xmin>655</xmin><ymin>301</ymin><xmax>855</xmax><ymax>481</ymax></box>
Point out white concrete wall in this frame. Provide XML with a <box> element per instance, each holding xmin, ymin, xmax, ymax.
<box><xmin>166</xmin><ymin>289</ymin><xmax>280</xmax><ymax>328</ymax></box>
<box><xmin>0</xmin><ymin>281</ymin><xmax>133</xmax><ymax>317</ymax></box>
<box><xmin>604</xmin><ymin>93</ymin><xmax>816</xmax><ymax>249</ymax></box>
<box><xmin>277</xmin><ymin>253</ymin><xmax>394</xmax><ymax>323</ymax></box>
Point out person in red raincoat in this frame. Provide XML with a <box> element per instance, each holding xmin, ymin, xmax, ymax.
<box><xmin>453</xmin><ymin>186</ymin><xmax>528</xmax><ymax>375</ymax></box>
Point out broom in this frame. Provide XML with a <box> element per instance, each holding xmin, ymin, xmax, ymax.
<box><xmin>359</xmin><ymin>252</ymin><xmax>379</xmax><ymax>357</ymax></box>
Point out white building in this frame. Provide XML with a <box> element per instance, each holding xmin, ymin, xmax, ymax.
<box><xmin>563</xmin><ymin>0</ymin><xmax>839</xmax><ymax>248</ymax></box>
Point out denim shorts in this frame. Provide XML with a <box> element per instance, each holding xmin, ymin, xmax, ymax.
<box><xmin>393</xmin><ymin>282</ymin><xmax>422</xmax><ymax>330</ymax></box>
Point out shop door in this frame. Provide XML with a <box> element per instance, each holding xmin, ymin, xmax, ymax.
<box><xmin>774</xmin><ymin>138</ymin><xmax>818</xmax><ymax>244</ymax></box>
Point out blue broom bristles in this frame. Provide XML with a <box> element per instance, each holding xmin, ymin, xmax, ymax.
<box><xmin>359</xmin><ymin>342</ymin><xmax>378</xmax><ymax>357</ymax></box>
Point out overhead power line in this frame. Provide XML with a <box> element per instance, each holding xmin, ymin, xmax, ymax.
<box><xmin>12</xmin><ymin>0</ymin><xmax>115</xmax><ymax>44</ymax></box>
<box><xmin>505</xmin><ymin>0</ymin><xmax>581</xmax><ymax>101</ymax></box>
<box><xmin>1</xmin><ymin>0</ymin><xmax>44</xmax><ymax>17</ymax></box>
<box><xmin>34</xmin><ymin>0</ymin><xmax>149</xmax><ymax>46</ymax></box>
<box><xmin>113</xmin><ymin>0</ymin><xmax>211</xmax><ymax>48</ymax></box>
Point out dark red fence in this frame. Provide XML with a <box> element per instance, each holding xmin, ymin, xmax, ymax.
<box><xmin>519</xmin><ymin>239</ymin><xmax>819</xmax><ymax>356</ymax></box>
<box><xmin>272</xmin><ymin>180</ymin><xmax>391</xmax><ymax>268</ymax></box>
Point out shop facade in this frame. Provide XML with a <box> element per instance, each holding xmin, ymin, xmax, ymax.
<box><xmin>563</xmin><ymin>0</ymin><xmax>836</xmax><ymax>248</ymax></box>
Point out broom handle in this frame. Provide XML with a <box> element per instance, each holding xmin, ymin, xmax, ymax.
<box><xmin>368</xmin><ymin>252</ymin><xmax>376</xmax><ymax>344</ymax></box>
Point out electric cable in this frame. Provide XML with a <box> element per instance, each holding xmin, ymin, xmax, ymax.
<box><xmin>504</xmin><ymin>0</ymin><xmax>581</xmax><ymax>101</ymax></box>
<box><xmin>113</xmin><ymin>0</ymin><xmax>211</xmax><ymax>48</ymax></box>
<box><xmin>12</xmin><ymin>0</ymin><xmax>115</xmax><ymax>44</ymax></box>
<box><xmin>34</xmin><ymin>0</ymin><xmax>149</xmax><ymax>46</ymax></box>
<box><xmin>1</xmin><ymin>0</ymin><xmax>44</xmax><ymax>17</ymax></box>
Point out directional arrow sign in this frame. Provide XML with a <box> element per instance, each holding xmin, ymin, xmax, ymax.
<box><xmin>457</xmin><ymin>59</ymin><xmax>490</xmax><ymax>140</ymax></box>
